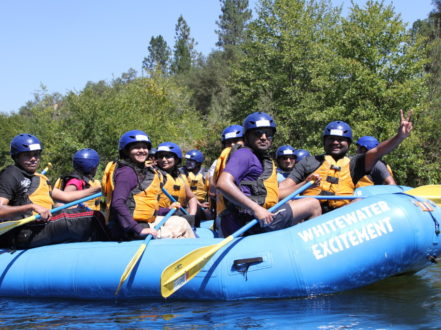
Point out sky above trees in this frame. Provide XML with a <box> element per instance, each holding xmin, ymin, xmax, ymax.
<box><xmin>0</xmin><ymin>0</ymin><xmax>434</xmax><ymax>114</ymax></box>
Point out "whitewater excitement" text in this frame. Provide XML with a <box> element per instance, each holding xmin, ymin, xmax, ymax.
<box><xmin>297</xmin><ymin>201</ymin><xmax>393</xmax><ymax>260</ymax></box>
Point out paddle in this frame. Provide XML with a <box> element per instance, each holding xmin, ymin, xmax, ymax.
<box><xmin>404</xmin><ymin>185</ymin><xmax>441</xmax><ymax>206</ymax></box>
<box><xmin>161</xmin><ymin>187</ymin><xmax>189</xmax><ymax>215</ymax></box>
<box><xmin>160</xmin><ymin>181</ymin><xmax>314</xmax><ymax>298</ymax></box>
<box><xmin>41</xmin><ymin>162</ymin><xmax>53</xmax><ymax>175</ymax></box>
<box><xmin>0</xmin><ymin>192</ymin><xmax>103</xmax><ymax>236</ymax></box>
<box><xmin>114</xmin><ymin>207</ymin><xmax>177</xmax><ymax>296</ymax></box>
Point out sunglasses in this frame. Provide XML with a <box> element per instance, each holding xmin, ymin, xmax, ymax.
<box><xmin>156</xmin><ymin>152</ymin><xmax>175</xmax><ymax>159</ymax></box>
<box><xmin>22</xmin><ymin>151</ymin><xmax>42</xmax><ymax>158</ymax></box>
<box><xmin>250</xmin><ymin>128</ymin><xmax>274</xmax><ymax>140</ymax></box>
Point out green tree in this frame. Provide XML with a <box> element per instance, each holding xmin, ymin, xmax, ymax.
<box><xmin>231</xmin><ymin>0</ymin><xmax>341</xmax><ymax>150</ymax></box>
<box><xmin>231</xmin><ymin>0</ymin><xmax>429</xmax><ymax>185</ymax></box>
<box><xmin>142</xmin><ymin>35</ymin><xmax>171</xmax><ymax>74</ymax></box>
<box><xmin>334</xmin><ymin>1</ymin><xmax>429</xmax><ymax>184</ymax></box>
<box><xmin>171</xmin><ymin>16</ymin><xmax>198</xmax><ymax>74</ymax></box>
<box><xmin>216</xmin><ymin>0</ymin><xmax>252</xmax><ymax>60</ymax></box>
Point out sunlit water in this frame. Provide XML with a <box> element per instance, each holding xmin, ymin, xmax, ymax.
<box><xmin>0</xmin><ymin>264</ymin><xmax>439</xmax><ymax>329</ymax></box>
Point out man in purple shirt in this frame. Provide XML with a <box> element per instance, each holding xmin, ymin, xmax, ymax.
<box><xmin>216</xmin><ymin>112</ymin><xmax>321</xmax><ymax>237</ymax></box>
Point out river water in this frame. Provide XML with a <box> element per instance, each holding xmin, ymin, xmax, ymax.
<box><xmin>0</xmin><ymin>264</ymin><xmax>439</xmax><ymax>329</ymax></box>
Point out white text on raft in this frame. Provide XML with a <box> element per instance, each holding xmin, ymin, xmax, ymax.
<box><xmin>297</xmin><ymin>201</ymin><xmax>393</xmax><ymax>260</ymax></box>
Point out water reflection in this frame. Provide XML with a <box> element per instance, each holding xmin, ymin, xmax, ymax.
<box><xmin>0</xmin><ymin>265</ymin><xmax>439</xmax><ymax>328</ymax></box>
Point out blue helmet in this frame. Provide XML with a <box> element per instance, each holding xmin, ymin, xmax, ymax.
<box><xmin>119</xmin><ymin>130</ymin><xmax>151</xmax><ymax>151</ymax></box>
<box><xmin>276</xmin><ymin>145</ymin><xmax>296</xmax><ymax>158</ymax></box>
<box><xmin>356</xmin><ymin>136</ymin><xmax>379</xmax><ymax>151</ymax></box>
<box><xmin>243</xmin><ymin>112</ymin><xmax>277</xmax><ymax>134</ymax></box>
<box><xmin>293</xmin><ymin>149</ymin><xmax>311</xmax><ymax>162</ymax></box>
<box><xmin>73</xmin><ymin>148</ymin><xmax>100</xmax><ymax>174</ymax></box>
<box><xmin>10</xmin><ymin>134</ymin><xmax>43</xmax><ymax>157</ymax></box>
<box><xmin>323</xmin><ymin>121</ymin><xmax>352</xmax><ymax>142</ymax></box>
<box><xmin>157</xmin><ymin>142</ymin><xmax>182</xmax><ymax>160</ymax></box>
<box><xmin>185</xmin><ymin>149</ymin><xmax>204</xmax><ymax>163</ymax></box>
<box><xmin>221</xmin><ymin>125</ymin><xmax>244</xmax><ymax>142</ymax></box>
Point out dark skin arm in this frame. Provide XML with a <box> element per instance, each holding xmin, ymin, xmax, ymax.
<box><xmin>217</xmin><ymin>171</ymin><xmax>275</xmax><ymax>225</ymax></box>
<box><xmin>364</xmin><ymin>110</ymin><xmax>412</xmax><ymax>172</ymax></box>
<box><xmin>0</xmin><ymin>197</ymin><xmax>51</xmax><ymax>221</ymax></box>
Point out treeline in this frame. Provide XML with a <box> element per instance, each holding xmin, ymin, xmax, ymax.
<box><xmin>0</xmin><ymin>0</ymin><xmax>440</xmax><ymax>186</ymax></box>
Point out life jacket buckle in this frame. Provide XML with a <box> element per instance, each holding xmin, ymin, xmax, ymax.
<box><xmin>326</xmin><ymin>176</ymin><xmax>339</xmax><ymax>184</ymax></box>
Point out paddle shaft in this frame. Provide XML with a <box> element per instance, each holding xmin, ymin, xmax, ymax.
<box><xmin>40</xmin><ymin>162</ymin><xmax>53</xmax><ymax>175</ymax></box>
<box><xmin>0</xmin><ymin>192</ymin><xmax>103</xmax><ymax>236</ymax></box>
<box><xmin>295</xmin><ymin>195</ymin><xmax>362</xmax><ymax>200</ymax></box>
<box><xmin>114</xmin><ymin>207</ymin><xmax>177</xmax><ymax>296</ymax></box>
<box><xmin>230</xmin><ymin>181</ymin><xmax>315</xmax><ymax>238</ymax></box>
<box><xmin>146</xmin><ymin>207</ymin><xmax>177</xmax><ymax>242</ymax></box>
<box><xmin>161</xmin><ymin>187</ymin><xmax>189</xmax><ymax>215</ymax></box>
<box><xmin>41</xmin><ymin>192</ymin><xmax>102</xmax><ymax>218</ymax></box>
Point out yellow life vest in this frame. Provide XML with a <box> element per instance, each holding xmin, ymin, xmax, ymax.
<box><xmin>303</xmin><ymin>155</ymin><xmax>355</xmax><ymax>208</ymax></box>
<box><xmin>214</xmin><ymin>146</ymin><xmax>279</xmax><ymax>214</ymax></box>
<box><xmin>355</xmin><ymin>175</ymin><xmax>374</xmax><ymax>188</ymax></box>
<box><xmin>54</xmin><ymin>173</ymin><xmax>102</xmax><ymax>211</ymax></box>
<box><xmin>186</xmin><ymin>170</ymin><xmax>209</xmax><ymax>203</ymax></box>
<box><xmin>102</xmin><ymin>161</ymin><xmax>162</xmax><ymax>223</ymax></box>
<box><xmin>159</xmin><ymin>172</ymin><xmax>188</xmax><ymax>208</ymax></box>
<box><xmin>28</xmin><ymin>173</ymin><xmax>53</xmax><ymax>211</ymax></box>
<box><xmin>213</xmin><ymin>146</ymin><xmax>233</xmax><ymax>215</ymax></box>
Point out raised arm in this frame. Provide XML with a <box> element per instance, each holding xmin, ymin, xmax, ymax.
<box><xmin>364</xmin><ymin>110</ymin><xmax>412</xmax><ymax>172</ymax></box>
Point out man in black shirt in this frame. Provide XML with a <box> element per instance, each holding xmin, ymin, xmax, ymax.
<box><xmin>279</xmin><ymin>110</ymin><xmax>412</xmax><ymax>211</ymax></box>
<box><xmin>0</xmin><ymin>134</ymin><xmax>105</xmax><ymax>249</ymax></box>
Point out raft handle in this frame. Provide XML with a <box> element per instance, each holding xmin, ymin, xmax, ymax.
<box><xmin>233</xmin><ymin>257</ymin><xmax>264</xmax><ymax>280</ymax></box>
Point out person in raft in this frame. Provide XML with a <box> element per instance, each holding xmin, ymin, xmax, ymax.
<box><xmin>155</xmin><ymin>142</ymin><xmax>200</xmax><ymax>227</ymax></box>
<box><xmin>0</xmin><ymin>134</ymin><xmax>105</xmax><ymax>249</ymax></box>
<box><xmin>181</xmin><ymin>149</ymin><xmax>213</xmax><ymax>221</ymax></box>
<box><xmin>275</xmin><ymin>145</ymin><xmax>296</xmax><ymax>182</ymax></box>
<box><xmin>53</xmin><ymin>148</ymin><xmax>102</xmax><ymax>210</ymax></box>
<box><xmin>279</xmin><ymin>110</ymin><xmax>412</xmax><ymax>213</ymax></box>
<box><xmin>354</xmin><ymin>135</ymin><xmax>396</xmax><ymax>187</ymax></box>
<box><xmin>216</xmin><ymin>112</ymin><xmax>321</xmax><ymax>237</ymax></box>
<box><xmin>208</xmin><ymin>124</ymin><xmax>245</xmax><ymax>219</ymax></box>
<box><xmin>107</xmin><ymin>130</ymin><xmax>195</xmax><ymax>241</ymax></box>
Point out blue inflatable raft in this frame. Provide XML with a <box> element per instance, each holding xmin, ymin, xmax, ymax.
<box><xmin>0</xmin><ymin>187</ymin><xmax>439</xmax><ymax>300</ymax></box>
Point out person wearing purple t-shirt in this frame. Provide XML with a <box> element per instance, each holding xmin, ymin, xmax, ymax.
<box><xmin>107</xmin><ymin>130</ymin><xmax>195</xmax><ymax>241</ymax></box>
<box><xmin>216</xmin><ymin>112</ymin><xmax>321</xmax><ymax>237</ymax></box>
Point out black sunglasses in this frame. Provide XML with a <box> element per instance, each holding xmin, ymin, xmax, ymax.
<box><xmin>250</xmin><ymin>128</ymin><xmax>274</xmax><ymax>140</ymax></box>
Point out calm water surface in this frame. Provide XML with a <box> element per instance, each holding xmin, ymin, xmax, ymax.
<box><xmin>0</xmin><ymin>264</ymin><xmax>439</xmax><ymax>329</ymax></box>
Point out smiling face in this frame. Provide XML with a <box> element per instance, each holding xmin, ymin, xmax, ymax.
<box><xmin>128</xmin><ymin>142</ymin><xmax>149</xmax><ymax>165</ymax></box>
<box><xmin>16</xmin><ymin>151</ymin><xmax>41</xmax><ymax>173</ymax></box>
<box><xmin>323</xmin><ymin>136</ymin><xmax>350</xmax><ymax>159</ymax></box>
<box><xmin>156</xmin><ymin>152</ymin><xmax>177</xmax><ymax>171</ymax></box>
<box><xmin>245</xmin><ymin>128</ymin><xmax>274</xmax><ymax>152</ymax></box>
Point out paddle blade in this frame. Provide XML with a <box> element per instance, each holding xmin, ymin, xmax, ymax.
<box><xmin>114</xmin><ymin>242</ymin><xmax>147</xmax><ymax>296</ymax></box>
<box><xmin>161</xmin><ymin>236</ymin><xmax>233</xmax><ymax>298</ymax></box>
<box><xmin>0</xmin><ymin>216</ymin><xmax>37</xmax><ymax>236</ymax></box>
<box><xmin>406</xmin><ymin>185</ymin><xmax>441</xmax><ymax>206</ymax></box>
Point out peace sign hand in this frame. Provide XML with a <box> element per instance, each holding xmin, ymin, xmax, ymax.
<box><xmin>398</xmin><ymin>109</ymin><xmax>413</xmax><ymax>139</ymax></box>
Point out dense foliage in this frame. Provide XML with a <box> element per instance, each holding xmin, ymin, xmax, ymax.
<box><xmin>0</xmin><ymin>0</ymin><xmax>439</xmax><ymax>186</ymax></box>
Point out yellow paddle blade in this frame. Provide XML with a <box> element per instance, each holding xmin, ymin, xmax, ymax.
<box><xmin>0</xmin><ymin>215</ymin><xmax>37</xmax><ymax>236</ymax></box>
<box><xmin>406</xmin><ymin>185</ymin><xmax>441</xmax><ymax>206</ymax></box>
<box><xmin>161</xmin><ymin>236</ymin><xmax>233</xmax><ymax>298</ymax></box>
<box><xmin>114</xmin><ymin>243</ymin><xmax>147</xmax><ymax>296</ymax></box>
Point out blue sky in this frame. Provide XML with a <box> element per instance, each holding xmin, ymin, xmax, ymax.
<box><xmin>0</xmin><ymin>0</ymin><xmax>435</xmax><ymax>114</ymax></box>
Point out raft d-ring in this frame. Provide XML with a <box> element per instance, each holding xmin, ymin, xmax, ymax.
<box><xmin>232</xmin><ymin>257</ymin><xmax>263</xmax><ymax>280</ymax></box>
